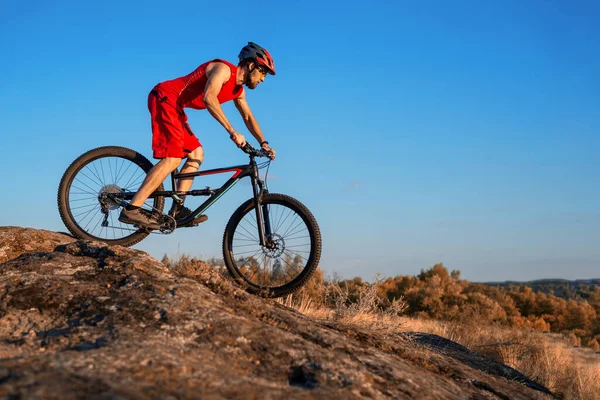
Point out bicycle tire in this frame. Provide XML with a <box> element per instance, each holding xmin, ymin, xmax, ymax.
<box><xmin>57</xmin><ymin>146</ymin><xmax>164</xmax><ymax>247</ymax></box>
<box><xmin>222</xmin><ymin>193</ymin><xmax>322</xmax><ymax>298</ymax></box>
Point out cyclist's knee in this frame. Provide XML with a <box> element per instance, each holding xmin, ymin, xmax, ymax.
<box><xmin>162</xmin><ymin>157</ymin><xmax>183</xmax><ymax>170</ymax></box>
<box><xmin>187</xmin><ymin>147</ymin><xmax>204</xmax><ymax>166</ymax></box>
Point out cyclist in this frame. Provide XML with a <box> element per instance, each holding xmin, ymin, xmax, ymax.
<box><xmin>119</xmin><ymin>42</ymin><xmax>276</xmax><ymax>229</ymax></box>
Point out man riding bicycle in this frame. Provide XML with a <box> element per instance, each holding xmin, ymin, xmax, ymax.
<box><xmin>119</xmin><ymin>42</ymin><xmax>276</xmax><ymax>230</ymax></box>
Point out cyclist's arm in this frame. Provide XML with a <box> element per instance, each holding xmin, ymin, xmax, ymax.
<box><xmin>233</xmin><ymin>89</ymin><xmax>266</xmax><ymax>144</ymax></box>
<box><xmin>203</xmin><ymin>62</ymin><xmax>237</xmax><ymax>135</ymax></box>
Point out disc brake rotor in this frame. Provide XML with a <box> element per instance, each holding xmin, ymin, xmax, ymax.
<box><xmin>263</xmin><ymin>233</ymin><xmax>285</xmax><ymax>258</ymax></box>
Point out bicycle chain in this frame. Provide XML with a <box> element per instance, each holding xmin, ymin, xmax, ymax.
<box><xmin>98</xmin><ymin>192</ymin><xmax>176</xmax><ymax>234</ymax></box>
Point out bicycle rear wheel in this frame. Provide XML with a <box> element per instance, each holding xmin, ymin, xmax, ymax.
<box><xmin>57</xmin><ymin>146</ymin><xmax>164</xmax><ymax>247</ymax></box>
<box><xmin>223</xmin><ymin>193</ymin><xmax>322</xmax><ymax>298</ymax></box>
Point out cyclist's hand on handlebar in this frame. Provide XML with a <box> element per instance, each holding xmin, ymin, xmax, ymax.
<box><xmin>261</xmin><ymin>142</ymin><xmax>276</xmax><ymax>160</ymax></box>
<box><xmin>230</xmin><ymin>131</ymin><xmax>246</xmax><ymax>147</ymax></box>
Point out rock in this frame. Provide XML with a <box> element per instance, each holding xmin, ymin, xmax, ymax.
<box><xmin>0</xmin><ymin>226</ymin><xmax>76</xmax><ymax>264</ymax></box>
<box><xmin>0</xmin><ymin>227</ymin><xmax>555</xmax><ymax>399</ymax></box>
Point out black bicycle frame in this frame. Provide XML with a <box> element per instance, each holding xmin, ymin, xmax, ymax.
<box><xmin>116</xmin><ymin>157</ymin><xmax>272</xmax><ymax>245</ymax></box>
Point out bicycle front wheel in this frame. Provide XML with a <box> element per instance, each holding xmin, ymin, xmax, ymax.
<box><xmin>57</xmin><ymin>146</ymin><xmax>165</xmax><ymax>247</ymax></box>
<box><xmin>223</xmin><ymin>193</ymin><xmax>322</xmax><ymax>298</ymax></box>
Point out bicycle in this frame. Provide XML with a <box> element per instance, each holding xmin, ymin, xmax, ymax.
<box><xmin>57</xmin><ymin>144</ymin><xmax>322</xmax><ymax>297</ymax></box>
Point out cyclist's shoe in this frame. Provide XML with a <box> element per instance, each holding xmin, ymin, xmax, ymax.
<box><xmin>169</xmin><ymin>203</ymin><xmax>208</xmax><ymax>226</ymax></box>
<box><xmin>169</xmin><ymin>204</ymin><xmax>193</xmax><ymax>221</ymax></box>
<box><xmin>191</xmin><ymin>214</ymin><xmax>208</xmax><ymax>225</ymax></box>
<box><xmin>119</xmin><ymin>208</ymin><xmax>161</xmax><ymax>230</ymax></box>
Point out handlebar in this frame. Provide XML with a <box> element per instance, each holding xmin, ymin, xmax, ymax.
<box><xmin>240</xmin><ymin>142</ymin><xmax>272</xmax><ymax>159</ymax></box>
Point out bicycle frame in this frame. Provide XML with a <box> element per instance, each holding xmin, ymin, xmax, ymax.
<box><xmin>114</xmin><ymin>156</ymin><xmax>273</xmax><ymax>246</ymax></box>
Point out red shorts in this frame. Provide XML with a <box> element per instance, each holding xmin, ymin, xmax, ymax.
<box><xmin>148</xmin><ymin>86</ymin><xmax>201</xmax><ymax>159</ymax></box>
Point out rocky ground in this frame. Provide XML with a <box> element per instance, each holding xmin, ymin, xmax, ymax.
<box><xmin>0</xmin><ymin>226</ymin><xmax>555</xmax><ymax>399</ymax></box>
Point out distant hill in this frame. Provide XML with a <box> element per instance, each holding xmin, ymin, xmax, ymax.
<box><xmin>478</xmin><ymin>279</ymin><xmax>600</xmax><ymax>300</ymax></box>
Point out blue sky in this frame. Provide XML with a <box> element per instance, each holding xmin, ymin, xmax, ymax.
<box><xmin>1</xmin><ymin>0</ymin><xmax>598</xmax><ymax>282</ymax></box>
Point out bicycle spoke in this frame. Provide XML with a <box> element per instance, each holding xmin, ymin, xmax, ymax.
<box><xmin>79</xmin><ymin>169</ymin><xmax>104</xmax><ymax>189</ymax></box>
<box><xmin>70</xmin><ymin>193</ymin><xmax>96</xmax><ymax>198</ymax></box>
<box><xmin>83</xmin><ymin>208</ymin><xmax>101</xmax><ymax>231</ymax></box>
<box><xmin>283</xmin><ymin>222</ymin><xmax>308</xmax><ymax>239</ymax></box>
<box><xmin>71</xmin><ymin>185</ymin><xmax>97</xmax><ymax>197</ymax></box>
<box><xmin>73</xmin><ymin>178</ymin><xmax>100</xmax><ymax>195</ymax></box>
<box><xmin>74</xmin><ymin>204</ymin><xmax>99</xmax><ymax>220</ymax></box>
<box><xmin>267</xmin><ymin>203</ymin><xmax>278</xmax><ymax>233</ymax></box>
<box><xmin>243</xmin><ymin>213</ymin><xmax>258</xmax><ymax>230</ymax></box>
<box><xmin>282</xmin><ymin>249</ymin><xmax>307</xmax><ymax>266</ymax></box>
<box><xmin>284</xmin><ymin>235</ymin><xmax>311</xmax><ymax>242</ymax></box>
<box><xmin>129</xmin><ymin>178</ymin><xmax>145</xmax><ymax>189</ymax></box>
<box><xmin>116</xmin><ymin>161</ymin><xmax>134</xmax><ymax>186</ymax></box>
<box><xmin>274</xmin><ymin>207</ymin><xmax>294</xmax><ymax>234</ymax></box>
<box><xmin>228</xmin><ymin>200</ymin><xmax>318</xmax><ymax>291</ymax></box>
<box><xmin>233</xmin><ymin>248</ymin><xmax>265</xmax><ymax>256</ymax></box>
<box><xmin>232</xmin><ymin>243</ymin><xmax>260</xmax><ymax>249</ymax></box>
<box><xmin>232</xmin><ymin>238</ymin><xmax>260</xmax><ymax>244</ymax></box>
<box><xmin>90</xmin><ymin>212</ymin><xmax>102</xmax><ymax>236</ymax></box>
<box><xmin>283</xmin><ymin>247</ymin><xmax>311</xmax><ymax>253</ymax></box>
<box><xmin>100</xmin><ymin>158</ymin><xmax>107</xmax><ymax>185</ymax></box>
<box><xmin>122</xmin><ymin>169</ymin><xmax>141</xmax><ymax>190</ymax></box>
<box><xmin>97</xmin><ymin>225</ymin><xmax>137</xmax><ymax>233</ymax></box>
<box><xmin>91</xmin><ymin>162</ymin><xmax>105</xmax><ymax>187</ymax></box>
<box><xmin>66</xmin><ymin>153</ymin><xmax>162</xmax><ymax>242</ymax></box>
<box><xmin>112</xmin><ymin>158</ymin><xmax>123</xmax><ymax>185</ymax></box>
<box><xmin>69</xmin><ymin>197</ymin><xmax>96</xmax><ymax>202</ymax></box>
<box><xmin>70</xmin><ymin>202</ymin><xmax>98</xmax><ymax>211</ymax></box>
<box><xmin>280</xmin><ymin>215</ymin><xmax>302</xmax><ymax>239</ymax></box>
<box><xmin>236</xmin><ymin>224</ymin><xmax>258</xmax><ymax>243</ymax></box>
<box><xmin>282</xmin><ymin>260</ymin><xmax>297</xmax><ymax>281</ymax></box>
<box><xmin>108</xmin><ymin>157</ymin><xmax>114</xmax><ymax>184</ymax></box>
<box><xmin>235</xmin><ymin>216</ymin><xmax>259</xmax><ymax>242</ymax></box>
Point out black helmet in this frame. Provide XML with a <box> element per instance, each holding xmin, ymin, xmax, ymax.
<box><xmin>238</xmin><ymin>42</ymin><xmax>276</xmax><ymax>75</ymax></box>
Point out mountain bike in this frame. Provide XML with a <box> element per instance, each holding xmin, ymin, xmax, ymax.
<box><xmin>57</xmin><ymin>144</ymin><xmax>321</xmax><ymax>297</ymax></box>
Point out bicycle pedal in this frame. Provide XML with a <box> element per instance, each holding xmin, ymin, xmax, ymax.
<box><xmin>191</xmin><ymin>214</ymin><xmax>208</xmax><ymax>226</ymax></box>
<box><xmin>133</xmin><ymin>223</ymin><xmax>152</xmax><ymax>232</ymax></box>
<box><xmin>179</xmin><ymin>214</ymin><xmax>208</xmax><ymax>228</ymax></box>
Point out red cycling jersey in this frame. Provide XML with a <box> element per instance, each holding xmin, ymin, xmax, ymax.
<box><xmin>148</xmin><ymin>59</ymin><xmax>243</xmax><ymax>159</ymax></box>
<box><xmin>157</xmin><ymin>59</ymin><xmax>243</xmax><ymax>109</ymax></box>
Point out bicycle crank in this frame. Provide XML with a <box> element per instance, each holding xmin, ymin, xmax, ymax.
<box><xmin>158</xmin><ymin>215</ymin><xmax>176</xmax><ymax>234</ymax></box>
<box><xmin>133</xmin><ymin>214</ymin><xmax>176</xmax><ymax>235</ymax></box>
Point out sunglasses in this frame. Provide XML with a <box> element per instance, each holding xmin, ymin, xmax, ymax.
<box><xmin>257</xmin><ymin>66</ymin><xmax>269</xmax><ymax>76</ymax></box>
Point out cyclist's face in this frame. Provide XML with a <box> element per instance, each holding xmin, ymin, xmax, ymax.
<box><xmin>246</xmin><ymin>64</ymin><xmax>267</xmax><ymax>90</ymax></box>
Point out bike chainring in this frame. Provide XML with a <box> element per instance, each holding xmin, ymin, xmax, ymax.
<box><xmin>136</xmin><ymin>208</ymin><xmax>176</xmax><ymax>235</ymax></box>
<box><xmin>158</xmin><ymin>215</ymin><xmax>176</xmax><ymax>234</ymax></box>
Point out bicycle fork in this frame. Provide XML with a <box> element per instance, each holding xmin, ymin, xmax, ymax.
<box><xmin>251</xmin><ymin>173</ymin><xmax>274</xmax><ymax>249</ymax></box>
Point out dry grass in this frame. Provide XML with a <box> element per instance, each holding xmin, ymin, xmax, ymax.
<box><xmin>400</xmin><ymin>317</ymin><xmax>600</xmax><ymax>400</ymax></box>
<box><xmin>280</xmin><ymin>281</ymin><xmax>600</xmax><ymax>400</ymax></box>
<box><xmin>279</xmin><ymin>278</ymin><xmax>408</xmax><ymax>336</ymax></box>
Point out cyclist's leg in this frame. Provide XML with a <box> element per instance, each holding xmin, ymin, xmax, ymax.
<box><xmin>176</xmin><ymin>145</ymin><xmax>204</xmax><ymax>192</ymax></box>
<box><xmin>166</xmin><ymin>145</ymin><xmax>204</xmax><ymax>222</ymax></box>
<box><xmin>119</xmin><ymin>155</ymin><xmax>181</xmax><ymax>228</ymax></box>
<box><xmin>168</xmin><ymin>135</ymin><xmax>203</xmax><ymax>220</ymax></box>
<box><xmin>129</xmin><ymin>88</ymin><xmax>188</xmax><ymax>207</ymax></box>
<box><xmin>129</xmin><ymin>157</ymin><xmax>181</xmax><ymax>207</ymax></box>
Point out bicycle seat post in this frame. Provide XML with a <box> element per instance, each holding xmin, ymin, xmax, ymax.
<box><xmin>170</xmin><ymin>169</ymin><xmax>178</xmax><ymax>191</ymax></box>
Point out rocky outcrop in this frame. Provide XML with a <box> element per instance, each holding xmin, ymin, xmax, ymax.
<box><xmin>0</xmin><ymin>226</ymin><xmax>75</xmax><ymax>264</ymax></box>
<box><xmin>0</xmin><ymin>227</ymin><xmax>554</xmax><ymax>399</ymax></box>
